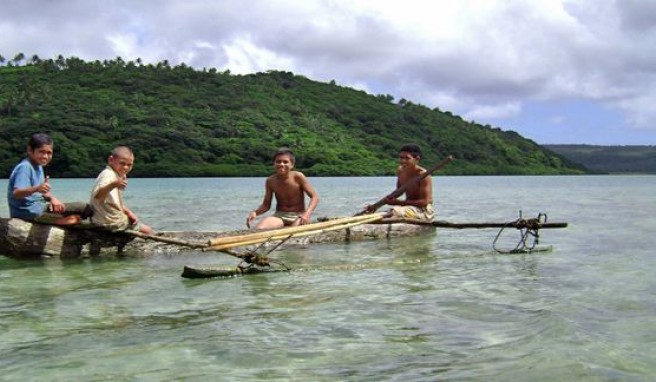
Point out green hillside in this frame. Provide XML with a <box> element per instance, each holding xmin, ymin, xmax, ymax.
<box><xmin>0</xmin><ymin>56</ymin><xmax>585</xmax><ymax>177</ymax></box>
<box><xmin>545</xmin><ymin>145</ymin><xmax>656</xmax><ymax>174</ymax></box>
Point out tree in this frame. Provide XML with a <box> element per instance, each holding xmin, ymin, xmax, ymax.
<box><xmin>56</xmin><ymin>54</ymin><xmax>66</xmax><ymax>68</ymax></box>
<box><xmin>12</xmin><ymin>53</ymin><xmax>25</xmax><ymax>66</ymax></box>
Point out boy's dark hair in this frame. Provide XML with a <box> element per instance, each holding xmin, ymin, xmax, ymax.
<box><xmin>273</xmin><ymin>147</ymin><xmax>295</xmax><ymax>164</ymax></box>
<box><xmin>28</xmin><ymin>133</ymin><xmax>53</xmax><ymax>150</ymax></box>
<box><xmin>400</xmin><ymin>144</ymin><xmax>422</xmax><ymax>158</ymax></box>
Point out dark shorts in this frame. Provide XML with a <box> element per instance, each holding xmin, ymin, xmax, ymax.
<box><xmin>32</xmin><ymin>202</ymin><xmax>93</xmax><ymax>224</ymax></box>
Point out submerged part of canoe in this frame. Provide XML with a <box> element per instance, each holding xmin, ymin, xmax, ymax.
<box><xmin>0</xmin><ymin>217</ymin><xmax>435</xmax><ymax>258</ymax></box>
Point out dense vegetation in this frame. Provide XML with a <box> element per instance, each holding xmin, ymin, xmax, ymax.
<box><xmin>545</xmin><ymin>145</ymin><xmax>656</xmax><ymax>174</ymax></box>
<box><xmin>0</xmin><ymin>55</ymin><xmax>585</xmax><ymax>177</ymax></box>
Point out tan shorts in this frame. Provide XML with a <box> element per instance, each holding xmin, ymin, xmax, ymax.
<box><xmin>390</xmin><ymin>204</ymin><xmax>435</xmax><ymax>221</ymax></box>
<box><xmin>90</xmin><ymin>216</ymin><xmax>142</xmax><ymax>232</ymax></box>
<box><xmin>273</xmin><ymin>211</ymin><xmax>303</xmax><ymax>226</ymax></box>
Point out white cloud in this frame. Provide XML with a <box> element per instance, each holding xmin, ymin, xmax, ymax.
<box><xmin>106</xmin><ymin>33</ymin><xmax>139</xmax><ymax>60</ymax></box>
<box><xmin>465</xmin><ymin>102</ymin><xmax>522</xmax><ymax>122</ymax></box>
<box><xmin>222</xmin><ymin>36</ymin><xmax>295</xmax><ymax>74</ymax></box>
<box><xmin>1</xmin><ymin>0</ymin><xmax>656</xmax><ymax>141</ymax></box>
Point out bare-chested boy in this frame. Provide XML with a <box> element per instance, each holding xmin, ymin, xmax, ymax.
<box><xmin>382</xmin><ymin>143</ymin><xmax>434</xmax><ymax>221</ymax></box>
<box><xmin>246</xmin><ymin>148</ymin><xmax>319</xmax><ymax>230</ymax></box>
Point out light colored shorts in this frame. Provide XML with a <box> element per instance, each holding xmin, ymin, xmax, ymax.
<box><xmin>390</xmin><ymin>204</ymin><xmax>435</xmax><ymax>221</ymax></box>
<box><xmin>89</xmin><ymin>218</ymin><xmax>142</xmax><ymax>232</ymax></box>
<box><xmin>274</xmin><ymin>211</ymin><xmax>303</xmax><ymax>226</ymax></box>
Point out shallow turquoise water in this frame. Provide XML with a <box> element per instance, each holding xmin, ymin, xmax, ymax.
<box><xmin>1</xmin><ymin>176</ymin><xmax>654</xmax><ymax>380</ymax></box>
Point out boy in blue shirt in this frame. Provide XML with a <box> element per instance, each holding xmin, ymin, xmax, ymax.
<box><xmin>7</xmin><ymin>133</ymin><xmax>91</xmax><ymax>225</ymax></box>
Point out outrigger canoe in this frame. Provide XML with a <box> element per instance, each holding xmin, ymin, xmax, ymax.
<box><xmin>1</xmin><ymin>157</ymin><xmax>570</xmax><ymax>279</ymax></box>
<box><xmin>0</xmin><ymin>215</ymin><xmax>436</xmax><ymax>258</ymax></box>
<box><xmin>0</xmin><ymin>211</ymin><xmax>566</xmax><ymax>259</ymax></box>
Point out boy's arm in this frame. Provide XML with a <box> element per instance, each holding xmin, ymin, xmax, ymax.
<box><xmin>12</xmin><ymin>174</ymin><xmax>51</xmax><ymax>199</ymax></box>
<box><xmin>93</xmin><ymin>177</ymin><xmax>126</xmax><ymax>201</ymax></box>
<box><xmin>299</xmin><ymin>173</ymin><xmax>319</xmax><ymax>224</ymax></box>
<box><xmin>246</xmin><ymin>178</ymin><xmax>274</xmax><ymax>228</ymax></box>
<box><xmin>381</xmin><ymin>169</ymin><xmax>405</xmax><ymax>207</ymax></box>
<box><xmin>12</xmin><ymin>174</ymin><xmax>67</xmax><ymax>212</ymax></box>
<box><xmin>123</xmin><ymin>206</ymin><xmax>138</xmax><ymax>224</ymax></box>
<box><xmin>46</xmin><ymin>195</ymin><xmax>66</xmax><ymax>213</ymax></box>
<box><xmin>395</xmin><ymin>167</ymin><xmax>402</xmax><ymax>189</ymax></box>
<box><xmin>13</xmin><ymin>184</ymin><xmax>50</xmax><ymax>199</ymax></box>
<box><xmin>386</xmin><ymin>176</ymin><xmax>432</xmax><ymax>207</ymax></box>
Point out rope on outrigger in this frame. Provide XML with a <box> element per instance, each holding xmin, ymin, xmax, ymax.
<box><xmin>492</xmin><ymin>211</ymin><xmax>551</xmax><ymax>254</ymax></box>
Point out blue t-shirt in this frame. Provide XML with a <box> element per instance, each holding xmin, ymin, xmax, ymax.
<box><xmin>7</xmin><ymin>158</ymin><xmax>47</xmax><ymax>220</ymax></box>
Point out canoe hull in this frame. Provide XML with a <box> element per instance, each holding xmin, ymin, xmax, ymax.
<box><xmin>0</xmin><ymin>218</ymin><xmax>435</xmax><ymax>258</ymax></box>
<box><xmin>0</xmin><ymin>218</ymin><xmax>134</xmax><ymax>257</ymax></box>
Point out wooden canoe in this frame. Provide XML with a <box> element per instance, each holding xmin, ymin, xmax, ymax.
<box><xmin>0</xmin><ymin>217</ymin><xmax>435</xmax><ymax>258</ymax></box>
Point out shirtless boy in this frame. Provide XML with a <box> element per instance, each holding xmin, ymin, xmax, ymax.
<box><xmin>7</xmin><ymin>133</ymin><xmax>90</xmax><ymax>225</ymax></box>
<box><xmin>246</xmin><ymin>148</ymin><xmax>319</xmax><ymax>230</ymax></box>
<box><xmin>89</xmin><ymin>146</ymin><xmax>153</xmax><ymax>234</ymax></box>
<box><xmin>383</xmin><ymin>144</ymin><xmax>434</xmax><ymax>221</ymax></box>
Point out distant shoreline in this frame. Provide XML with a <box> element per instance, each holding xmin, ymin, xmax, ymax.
<box><xmin>544</xmin><ymin>144</ymin><xmax>656</xmax><ymax>174</ymax></box>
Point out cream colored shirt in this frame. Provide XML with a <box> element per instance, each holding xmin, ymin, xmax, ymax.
<box><xmin>90</xmin><ymin>166</ymin><xmax>129</xmax><ymax>229</ymax></box>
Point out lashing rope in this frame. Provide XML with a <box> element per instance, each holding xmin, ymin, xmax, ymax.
<box><xmin>236</xmin><ymin>233</ymin><xmax>292</xmax><ymax>271</ymax></box>
<box><xmin>493</xmin><ymin>212</ymin><xmax>547</xmax><ymax>254</ymax></box>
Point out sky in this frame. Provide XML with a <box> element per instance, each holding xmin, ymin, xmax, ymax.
<box><xmin>1</xmin><ymin>0</ymin><xmax>655</xmax><ymax>145</ymax></box>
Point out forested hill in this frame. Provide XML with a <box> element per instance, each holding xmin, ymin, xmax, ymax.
<box><xmin>0</xmin><ymin>56</ymin><xmax>585</xmax><ymax>177</ymax></box>
<box><xmin>544</xmin><ymin>145</ymin><xmax>656</xmax><ymax>174</ymax></box>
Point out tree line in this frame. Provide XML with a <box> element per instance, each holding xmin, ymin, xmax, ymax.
<box><xmin>545</xmin><ymin>145</ymin><xmax>656</xmax><ymax>174</ymax></box>
<box><xmin>0</xmin><ymin>54</ymin><xmax>587</xmax><ymax>177</ymax></box>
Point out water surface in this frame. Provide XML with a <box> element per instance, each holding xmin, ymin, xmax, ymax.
<box><xmin>1</xmin><ymin>176</ymin><xmax>654</xmax><ymax>380</ymax></box>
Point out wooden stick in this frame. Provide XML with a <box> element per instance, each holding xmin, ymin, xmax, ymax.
<box><xmin>126</xmin><ymin>231</ymin><xmax>209</xmax><ymax>248</ymax></box>
<box><xmin>376</xmin><ymin>218</ymin><xmax>568</xmax><ymax>229</ymax></box>
<box><xmin>207</xmin><ymin>213</ymin><xmax>386</xmax><ymax>247</ymax></box>
<box><xmin>356</xmin><ymin>155</ymin><xmax>454</xmax><ymax>216</ymax></box>
<box><xmin>206</xmin><ymin>213</ymin><xmax>384</xmax><ymax>251</ymax></box>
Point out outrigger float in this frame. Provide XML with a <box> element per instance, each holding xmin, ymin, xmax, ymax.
<box><xmin>0</xmin><ymin>156</ymin><xmax>568</xmax><ymax>278</ymax></box>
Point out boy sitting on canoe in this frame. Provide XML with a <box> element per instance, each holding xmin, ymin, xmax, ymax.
<box><xmin>380</xmin><ymin>143</ymin><xmax>434</xmax><ymax>221</ymax></box>
<box><xmin>89</xmin><ymin>146</ymin><xmax>153</xmax><ymax>234</ymax></box>
<box><xmin>7</xmin><ymin>133</ymin><xmax>92</xmax><ymax>225</ymax></box>
<box><xmin>246</xmin><ymin>147</ymin><xmax>319</xmax><ymax>230</ymax></box>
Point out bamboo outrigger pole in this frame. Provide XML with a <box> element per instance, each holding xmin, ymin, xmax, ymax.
<box><xmin>355</xmin><ymin>155</ymin><xmax>454</xmax><ymax>216</ymax></box>
<box><xmin>206</xmin><ymin>213</ymin><xmax>385</xmax><ymax>251</ymax></box>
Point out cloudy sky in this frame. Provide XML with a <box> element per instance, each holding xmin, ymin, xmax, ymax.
<box><xmin>2</xmin><ymin>0</ymin><xmax>655</xmax><ymax>145</ymax></box>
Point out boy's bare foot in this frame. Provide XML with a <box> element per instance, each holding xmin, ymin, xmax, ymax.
<box><xmin>55</xmin><ymin>215</ymin><xmax>82</xmax><ymax>226</ymax></box>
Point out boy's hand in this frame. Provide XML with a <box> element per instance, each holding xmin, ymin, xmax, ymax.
<box><xmin>115</xmin><ymin>176</ymin><xmax>128</xmax><ymax>190</ymax></box>
<box><xmin>362</xmin><ymin>204</ymin><xmax>374</xmax><ymax>213</ymax></box>
<box><xmin>246</xmin><ymin>211</ymin><xmax>257</xmax><ymax>228</ymax></box>
<box><xmin>299</xmin><ymin>213</ymin><xmax>311</xmax><ymax>225</ymax></box>
<box><xmin>126</xmin><ymin>210</ymin><xmax>138</xmax><ymax>224</ymax></box>
<box><xmin>36</xmin><ymin>176</ymin><xmax>51</xmax><ymax>194</ymax></box>
<box><xmin>48</xmin><ymin>196</ymin><xmax>65</xmax><ymax>213</ymax></box>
